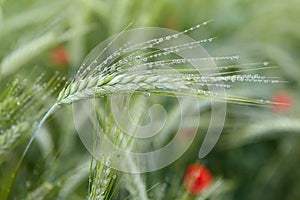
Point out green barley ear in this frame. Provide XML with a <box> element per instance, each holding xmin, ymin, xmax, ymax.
<box><xmin>15</xmin><ymin>22</ymin><xmax>281</xmax><ymax>193</ymax></box>
<box><xmin>0</xmin><ymin>73</ymin><xmax>63</xmax><ymax>162</ymax></box>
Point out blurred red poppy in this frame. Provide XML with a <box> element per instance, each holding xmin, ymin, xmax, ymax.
<box><xmin>183</xmin><ymin>163</ymin><xmax>212</xmax><ymax>195</ymax></box>
<box><xmin>272</xmin><ymin>92</ymin><xmax>293</xmax><ymax>112</ymax></box>
<box><xmin>51</xmin><ymin>46</ymin><xmax>69</xmax><ymax>66</ymax></box>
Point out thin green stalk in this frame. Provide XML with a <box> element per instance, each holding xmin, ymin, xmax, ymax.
<box><xmin>7</xmin><ymin>103</ymin><xmax>60</xmax><ymax>199</ymax></box>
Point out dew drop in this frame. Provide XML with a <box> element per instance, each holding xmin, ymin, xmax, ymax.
<box><xmin>263</xmin><ymin>61</ymin><xmax>269</xmax><ymax>66</ymax></box>
<box><xmin>173</xmin><ymin>34</ymin><xmax>179</xmax><ymax>39</ymax></box>
<box><xmin>135</xmin><ymin>56</ymin><xmax>141</xmax><ymax>61</ymax></box>
<box><xmin>233</xmin><ymin>55</ymin><xmax>240</xmax><ymax>60</ymax></box>
<box><xmin>144</xmin><ymin>92</ymin><xmax>151</xmax><ymax>97</ymax></box>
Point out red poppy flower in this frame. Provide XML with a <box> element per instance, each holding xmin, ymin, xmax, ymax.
<box><xmin>51</xmin><ymin>46</ymin><xmax>69</xmax><ymax>66</ymax></box>
<box><xmin>272</xmin><ymin>92</ymin><xmax>292</xmax><ymax>112</ymax></box>
<box><xmin>183</xmin><ymin>163</ymin><xmax>212</xmax><ymax>195</ymax></box>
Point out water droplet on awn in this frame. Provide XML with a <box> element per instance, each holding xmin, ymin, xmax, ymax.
<box><xmin>144</xmin><ymin>92</ymin><xmax>151</xmax><ymax>97</ymax></box>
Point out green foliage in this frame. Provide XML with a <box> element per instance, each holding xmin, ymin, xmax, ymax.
<box><xmin>0</xmin><ymin>0</ymin><xmax>299</xmax><ymax>200</ymax></box>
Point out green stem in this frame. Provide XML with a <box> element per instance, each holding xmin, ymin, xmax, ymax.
<box><xmin>6</xmin><ymin>103</ymin><xmax>60</xmax><ymax>199</ymax></box>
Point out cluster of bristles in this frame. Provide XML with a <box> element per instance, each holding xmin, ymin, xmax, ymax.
<box><xmin>57</xmin><ymin>21</ymin><xmax>280</xmax><ymax>107</ymax></box>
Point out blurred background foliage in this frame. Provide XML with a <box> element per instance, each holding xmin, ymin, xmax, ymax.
<box><xmin>0</xmin><ymin>0</ymin><xmax>299</xmax><ymax>199</ymax></box>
